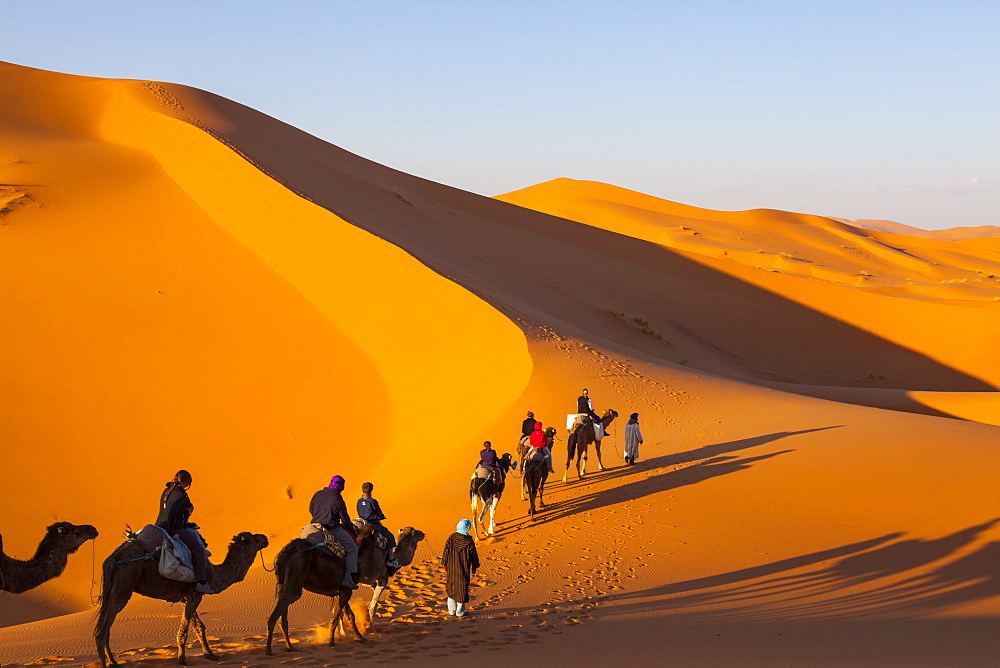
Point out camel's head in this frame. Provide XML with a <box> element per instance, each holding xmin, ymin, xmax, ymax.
<box><xmin>230</xmin><ymin>532</ymin><xmax>269</xmax><ymax>554</ymax></box>
<box><xmin>47</xmin><ymin>522</ymin><xmax>99</xmax><ymax>553</ymax></box>
<box><xmin>603</xmin><ymin>409</ymin><xmax>619</xmax><ymax>422</ymax></box>
<box><xmin>395</xmin><ymin>527</ymin><xmax>425</xmax><ymax>565</ymax></box>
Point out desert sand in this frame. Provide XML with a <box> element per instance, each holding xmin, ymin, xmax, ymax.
<box><xmin>0</xmin><ymin>61</ymin><xmax>997</xmax><ymax>666</ymax></box>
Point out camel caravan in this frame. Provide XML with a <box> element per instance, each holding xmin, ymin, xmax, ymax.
<box><xmin>1</xmin><ymin>469</ymin><xmax>425</xmax><ymax>666</ymax></box>
<box><xmin>93</xmin><ymin>470</ymin><xmax>426</xmax><ymax>666</ymax></box>
<box><xmin>471</xmin><ymin>387</ymin><xmax>643</xmax><ymax>530</ymax></box>
<box><xmin>3</xmin><ymin>386</ymin><xmax>643</xmax><ymax>664</ymax></box>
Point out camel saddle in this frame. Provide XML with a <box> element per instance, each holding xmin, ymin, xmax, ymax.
<box><xmin>524</xmin><ymin>447</ymin><xmax>547</xmax><ymax>463</ymax></box>
<box><xmin>350</xmin><ymin>519</ymin><xmax>388</xmax><ymax>550</ymax></box>
<box><xmin>299</xmin><ymin>523</ymin><xmax>347</xmax><ymax>559</ymax></box>
<box><xmin>567</xmin><ymin>413</ymin><xmax>604</xmax><ymax>439</ymax></box>
<box><xmin>474</xmin><ymin>465</ymin><xmax>504</xmax><ymax>485</ymax></box>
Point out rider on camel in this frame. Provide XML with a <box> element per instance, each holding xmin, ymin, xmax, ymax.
<box><xmin>528</xmin><ymin>420</ymin><xmax>555</xmax><ymax>473</ymax></box>
<box><xmin>477</xmin><ymin>441</ymin><xmax>514</xmax><ymax>483</ymax></box>
<box><xmin>576</xmin><ymin>388</ymin><xmax>608</xmax><ymax>437</ymax></box>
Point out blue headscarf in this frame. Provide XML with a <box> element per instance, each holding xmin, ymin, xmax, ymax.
<box><xmin>456</xmin><ymin>519</ymin><xmax>472</xmax><ymax>535</ymax></box>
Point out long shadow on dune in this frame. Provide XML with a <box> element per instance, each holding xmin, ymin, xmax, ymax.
<box><xmin>163</xmin><ymin>91</ymin><xmax>997</xmax><ymax>394</ymax></box>
<box><xmin>545</xmin><ymin>518</ymin><xmax>999</xmax><ymax>623</ymax></box>
<box><xmin>507</xmin><ymin>427</ymin><xmax>841</xmax><ymax>532</ymax></box>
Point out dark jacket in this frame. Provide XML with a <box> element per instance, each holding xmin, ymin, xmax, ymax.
<box><xmin>441</xmin><ymin>532</ymin><xmax>480</xmax><ymax>603</ymax></box>
<box><xmin>478</xmin><ymin>447</ymin><xmax>499</xmax><ymax>468</ymax></box>
<box><xmin>577</xmin><ymin>395</ymin><xmax>591</xmax><ymax>413</ymax></box>
<box><xmin>521</xmin><ymin>417</ymin><xmax>536</xmax><ymax>437</ymax></box>
<box><xmin>156</xmin><ymin>484</ymin><xmax>194</xmax><ymax>534</ymax></box>
<box><xmin>357</xmin><ymin>495</ymin><xmax>387</xmax><ymax>524</ymax></box>
<box><xmin>310</xmin><ymin>487</ymin><xmax>354</xmax><ymax>534</ymax></box>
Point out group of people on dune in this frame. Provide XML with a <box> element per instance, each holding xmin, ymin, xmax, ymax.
<box><xmin>476</xmin><ymin>388</ymin><xmax>646</xmax><ymax>483</ymax></box>
<box><xmin>455</xmin><ymin>388</ymin><xmax>648</xmax><ymax>616</ymax></box>
<box><xmin>162</xmin><ymin>469</ymin><xmax>479</xmax><ymax>621</ymax></box>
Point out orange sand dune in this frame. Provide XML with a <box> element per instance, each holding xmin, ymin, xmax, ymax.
<box><xmin>836</xmin><ymin>217</ymin><xmax>1000</xmax><ymax>242</ymax></box>
<box><xmin>0</xmin><ymin>62</ymin><xmax>997</xmax><ymax>666</ymax></box>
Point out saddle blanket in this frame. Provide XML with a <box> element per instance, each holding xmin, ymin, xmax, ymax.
<box><xmin>566</xmin><ymin>413</ymin><xmax>604</xmax><ymax>439</ymax></box>
<box><xmin>299</xmin><ymin>523</ymin><xmax>347</xmax><ymax>559</ymax></box>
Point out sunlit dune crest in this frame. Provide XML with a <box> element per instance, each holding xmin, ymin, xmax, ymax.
<box><xmin>1</xmin><ymin>62</ymin><xmax>997</xmax><ymax>666</ymax></box>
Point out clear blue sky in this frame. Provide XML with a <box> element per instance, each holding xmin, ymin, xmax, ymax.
<box><xmin>5</xmin><ymin>0</ymin><xmax>998</xmax><ymax>229</ymax></box>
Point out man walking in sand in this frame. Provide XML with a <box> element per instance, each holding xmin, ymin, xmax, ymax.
<box><xmin>441</xmin><ymin>519</ymin><xmax>479</xmax><ymax>618</ymax></box>
<box><xmin>624</xmin><ymin>412</ymin><xmax>643</xmax><ymax>465</ymax></box>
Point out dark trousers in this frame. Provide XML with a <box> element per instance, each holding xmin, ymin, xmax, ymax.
<box><xmin>177</xmin><ymin>528</ymin><xmax>208</xmax><ymax>582</ymax></box>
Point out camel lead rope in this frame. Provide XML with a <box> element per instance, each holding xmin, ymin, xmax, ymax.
<box><xmin>90</xmin><ymin>539</ymin><xmax>100</xmax><ymax>606</ymax></box>
<box><xmin>258</xmin><ymin>548</ymin><xmax>275</xmax><ymax>572</ymax></box>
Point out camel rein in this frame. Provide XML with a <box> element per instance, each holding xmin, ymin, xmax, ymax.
<box><xmin>258</xmin><ymin>547</ymin><xmax>275</xmax><ymax>572</ymax></box>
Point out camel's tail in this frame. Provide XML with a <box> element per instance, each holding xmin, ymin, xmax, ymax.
<box><xmin>92</xmin><ymin>540</ymin><xmax>131</xmax><ymax>634</ymax></box>
<box><xmin>272</xmin><ymin>539</ymin><xmax>310</xmax><ymax>598</ymax></box>
<box><xmin>567</xmin><ymin>431</ymin><xmax>579</xmax><ymax>460</ymax></box>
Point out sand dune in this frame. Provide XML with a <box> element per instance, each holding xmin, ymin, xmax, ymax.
<box><xmin>0</xmin><ymin>62</ymin><xmax>997</xmax><ymax>666</ymax></box>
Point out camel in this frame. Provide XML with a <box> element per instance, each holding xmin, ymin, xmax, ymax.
<box><xmin>0</xmin><ymin>522</ymin><xmax>98</xmax><ymax>594</ymax></box>
<box><xmin>355</xmin><ymin>524</ymin><xmax>425</xmax><ymax>631</ymax></box>
<box><xmin>95</xmin><ymin>530</ymin><xmax>269</xmax><ymax>667</ymax></box>
<box><xmin>563</xmin><ymin>409</ymin><xmax>618</xmax><ymax>482</ymax></box>
<box><xmin>523</xmin><ymin>455</ymin><xmax>549</xmax><ymax>520</ymax></box>
<box><xmin>518</xmin><ymin>427</ymin><xmax>557</xmax><ymax>500</ymax></box>
<box><xmin>470</xmin><ymin>453</ymin><xmax>513</xmax><ymax>539</ymax></box>
<box><xmin>266</xmin><ymin>529</ymin><xmax>368</xmax><ymax>655</ymax></box>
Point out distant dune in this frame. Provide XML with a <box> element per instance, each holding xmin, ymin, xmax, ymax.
<box><xmin>833</xmin><ymin>217</ymin><xmax>1000</xmax><ymax>242</ymax></box>
<box><xmin>1</xmin><ymin>62</ymin><xmax>997</xmax><ymax>666</ymax></box>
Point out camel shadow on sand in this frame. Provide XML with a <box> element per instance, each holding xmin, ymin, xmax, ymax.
<box><xmin>502</xmin><ymin>426</ymin><xmax>843</xmax><ymax>532</ymax></box>
<box><xmin>511</xmin><ymin>516</ymin><xmax>999</xmax><ymax>624</ymax></box>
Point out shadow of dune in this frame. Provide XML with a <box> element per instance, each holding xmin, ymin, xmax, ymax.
<box><xmin>168</xmin><ymin>91</ymin><xmax>998</xmax><ymax>393</ymax></box>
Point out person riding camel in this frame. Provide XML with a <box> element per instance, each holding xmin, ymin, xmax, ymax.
<box><xmin>309</xmin><ymin>475</ymin><xmax>359</xmax><ymax>590</ymax></box>
<box><xmin>478</xmin><ymin>441</ymin><xmax>500</xmax><ymax>481</ymax></box>
<box><xmin>576</xmin><ymin>388</ymin><xmax>608</xmax><ymax>437</ymax></box>
<box><xmin>155</xmin><ymin>469</ymin><xmax>213</xmax><ymax>594</ymax></box>
<box><xmin>528</xmin><ymin>420</ymin><xmax>555</xmax><ymax>473</ymax></box>
<box><xmin>357</xmin><ymin>482</ymin><xmax>401</xmax><ymax>569</ymax></box>
<box><xmin>476</xmin><ymin>441</ymin><xmax>514</xmax><ymax>484</ymax></box>
<box><xmin>520</xmin><ymin>411</ymin><xmax>536</xmax><ymax>444</ymax></box>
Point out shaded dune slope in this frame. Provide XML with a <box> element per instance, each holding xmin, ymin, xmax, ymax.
<box><xmin>99</xmin><ymin>80</ymin><xmax>999</xmax><ymax>396</ymax></box>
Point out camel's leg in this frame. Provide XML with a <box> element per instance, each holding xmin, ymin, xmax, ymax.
<box><xmin>175</xmin><ymin>595</ymin><xmax>200</xmax><ymax>666</ymax></box>
<box><xmin>191</xmin><ymin>611</ymin><xmax>219</xmax><ymax>661</ymax></box>
<box><xmin>528</xmin><ymin>476</ymin><xmax>537</xmax><ymax>520</ymax></box>
<box><xmin>95</xmin><ymin>580</ymin><xmax>135</xmax><ymax>667</ymax></box>
<box><xmin>341</xmin><ymin>592</ymin><xmax>367</xmax><ymax>643</ymax></box>
<box><xmin>367</xmin><ymin>581</ymin><xmax>388</xmax><ymax>632</ymax></box>
<box><xmin>328</xmin><ymin>589</ymin><xmax>352</xmax><ymax>647</ymax></box>
<box><xmin>487</xmin><ymin>496</ymin><xmax>499</xmax><ymax>535</ymax></box>
<box><xmin>539</xmin><ymin>473</ymin><xmax>547</xmax><ymax>507</ymax></box>
<box><xmin>266</xmin><ymin>583</ymin><xmax>302</xmax><ymax>654</ymax></box>
<box><xmin>470</xmin><ymin>494</ymin><xmax>483</xmax><ymax>540</ymax></box>
<box><xmin>595</xmin><ymin>439</ymin><xmax>606</xmax><ymax>471</ymax></box>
